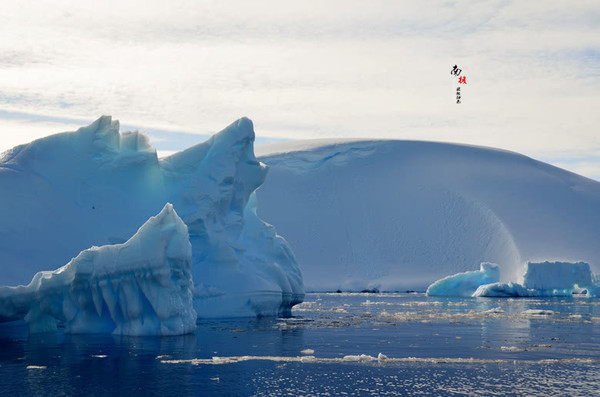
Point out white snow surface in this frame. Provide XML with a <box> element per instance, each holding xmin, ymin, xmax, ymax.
<box><xmin>0</xmin><ymin>204</ymin><xmax>196</xmax><ymax>335</ymax></box>
<box><xmin>256</xmin><ymin>139</ymin><xmax>600</xmax><ymax>291</ymax></box>
<box><xmin>0</xmin><ymin>116</ymin><xmax>303</xmax><ymax>319</ymax></box>
<box><xmin>426</xmin><ymin>263</ymin><xmax>500</xmax><ymax>297</ymax></box>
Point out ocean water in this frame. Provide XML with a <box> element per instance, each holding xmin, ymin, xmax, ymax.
<box><xmin>1</xmin><ymin>293</ymin><xmax>599</xmax><ymax>396</ymax></box>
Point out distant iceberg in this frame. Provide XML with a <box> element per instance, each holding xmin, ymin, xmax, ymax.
<box><xmin>474</xmin><ymin>261</ymin><xmax>599</xmax><ymax>298</ymax></box>
<box><xmin>523</xmin><ymin>261</ymin><xmax>593</xmax><ymax>291</ymax></box>
<box><xmin>0</xmin><ymin>204</ymin><xmax>196</xmax><ymax>336</ymax></box>
<box><xmin>426</xmin><ymin>263</ymin><xmax>500</xmax><ymax>297</ymax></box>
<box><xmin>0</xmin><ymin>116</ymin><xmax>304</xmax><ymax>322</ymax></box>
<box><xmin>429</xmin><ymin>261</ymin><xmax>599</xmax><ymax>298</ymax></box>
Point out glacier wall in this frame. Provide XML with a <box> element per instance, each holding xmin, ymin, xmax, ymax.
<box><xmin>0</xmin><ymin>116</ymin><xmax>303</xmax><ymax>319</ymax></box>
<box><xmin>256</xmin><ymin>139</ymin><xmax>600</xmax><ymax>291</ymax></box>
<box><xmin>0</xmin><ymin>204</ymin><xmax>196</xmax><ymax>335</ymax></box>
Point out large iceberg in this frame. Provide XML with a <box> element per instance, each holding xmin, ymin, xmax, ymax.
<box><xmin>0</xmin><ymin>204</ymin><xmax>196</xmax><ymax>336</ymax></box>
<box><xmin>0</xmin><ymin>116</ymin><xmax>303</xmax><ymax>320</ymax></box>
<box><xmin>426</xmin><ymin>263</ymin><xmax>500</xmax><ymax>297</ymax></box>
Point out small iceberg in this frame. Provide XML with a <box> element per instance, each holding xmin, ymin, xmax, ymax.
<box><xmin>0</xmin><ymin>204</ymin><xmax>197</xmax><ymax>336</ymax></box>
<box><xmin>430</xmin><ymin>261</ymin><xmax>600</xmax><ymax>298</ymax></box>
<box><xmin>426</xmin><ymin>263</ymin><xmax>500</xmax><ymax>297</ymax></box>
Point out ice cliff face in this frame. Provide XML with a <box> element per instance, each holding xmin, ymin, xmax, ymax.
<box><xmin>160</xmin><ymin>118</ymin><xmax>303</xmax><ymax>316</ymax></box>
<box><xmin>0</xmin><ymin>116</ymin><xmax>303</xmax><ymax>319</ymax></box>
<box><xmin>0</xmin><ymin>204</ymin><xmax>196</xmax><ymax>335</ymax></box>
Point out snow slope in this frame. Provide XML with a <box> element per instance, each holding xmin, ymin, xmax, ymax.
<box><xmin>255</xmin><ymin>139</ymin><xmax>600</xmax><ymax>291</ymax></box>
<box><xmin>0</xmin><ymin>204</ymin><xmax>196</xmax><ymax>335</ymax></box>
<box><xmin>0</xmin><ymin>116</ymin><xmax>303</xmax><ymax>318</ymax></box>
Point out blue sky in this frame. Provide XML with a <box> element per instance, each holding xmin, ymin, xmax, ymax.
<box><xmin>1</xmin><ymin>0</ymin><xmax>599</xmax><ymax>179</ymax></box>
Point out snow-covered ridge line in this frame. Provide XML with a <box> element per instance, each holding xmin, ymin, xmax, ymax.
<box><xmin>256</xmin><ymin>139</ymin><xmax>380</xmax><ymax>171</ymax></box>
<box><xmin>0</xmin><ymin>116</ymin><xmax>304</xmax><ymax>320</ymax></box>
<box><xmin>255</xmin><ymin>138</ymin><xmax>527</xmax><ymax>160</ymax></box>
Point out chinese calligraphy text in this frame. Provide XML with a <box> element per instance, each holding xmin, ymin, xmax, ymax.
<box><xmin>451</xmin><ymin>65</ymin><xmax>467</xmax><ymax>104</ymax></box>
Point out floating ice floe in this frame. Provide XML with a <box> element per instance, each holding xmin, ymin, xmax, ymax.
<box><xmin>159</xmin><ymin>354</ymin><xmax>600</xmax><ymax>366</ymax></box>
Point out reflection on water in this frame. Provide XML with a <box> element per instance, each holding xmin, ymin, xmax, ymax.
<box><xmin>1</xmin><ymin>293</ymin><xmax>600</xmax><ymax>395</ymax></box>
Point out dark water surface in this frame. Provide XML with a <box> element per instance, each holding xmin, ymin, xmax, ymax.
<box><xmin>1</xmin><ymin>293</ymin><xmax>599</xmax><ymax>396</ymax></box>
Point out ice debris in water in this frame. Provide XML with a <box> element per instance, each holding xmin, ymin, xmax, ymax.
<box><xmin>521</xmin><ymin>309</ymin><xmax>555</xmax><ymax>316</ymax></box>
<box><xmin>0</xmin><ymin>204</ymin><xmax>197</xmax><ymax>336</ymax></box>
<box><xmin>160</xmin><ymin>354</ymin><xmax>600</xmax><ymax>366</ymax></box>
<box><xmin>482</xmin><ymin>307</ymin><xmax>504</xmax><ymax>314</ymax></box>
